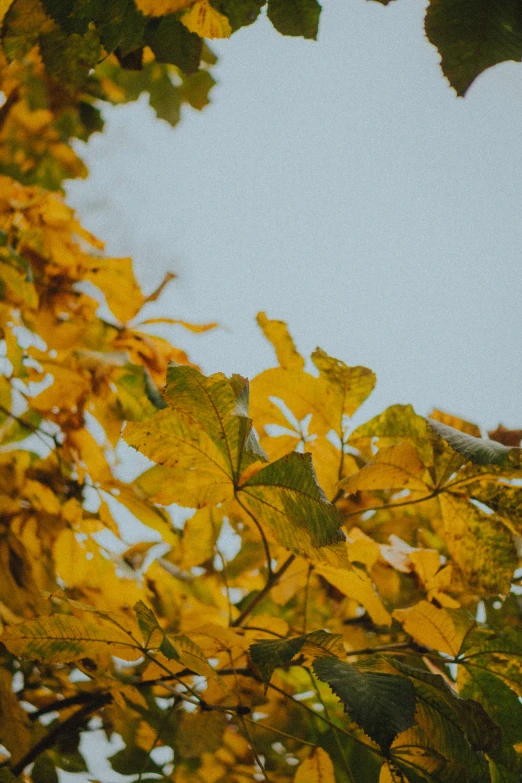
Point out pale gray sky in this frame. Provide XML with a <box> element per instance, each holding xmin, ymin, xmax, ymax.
<box><xmin>68</xmin><ymin>0</ymin><xmax>522</xmax><ymax>431</ymax></box>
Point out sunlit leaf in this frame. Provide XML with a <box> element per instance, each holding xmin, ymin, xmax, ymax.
<box><xmin>294</xmin><ymin>747</ymin><xmax>336</xmax><ymax>783</ymax></box>
<box><xmin>256</xmin><ymin>311</ymin><xmax>305</xmax><ymax>371</ymax></box>
<box><xmin>438</xmin><ymin>493</ymin><xmax>517</xmax><ymax>594</ymax></box>
<box><xmin>393</xmin><ymin>601</ymin><xmax>473</xmax><ymax>656</ymax></box>
<box><xmin>181</xmin><ymin>0</ymin><xmax>232</xmax><ymax>38</ymax></box>
<box><xmin>1</xmin><ymin>613</ymin><xmax>142</xmax><ymax>663</ymax></box>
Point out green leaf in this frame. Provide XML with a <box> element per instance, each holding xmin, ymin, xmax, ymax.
<box><xmin>267</xmin><ymin>0</ymin><xmax>321</xmax><ymax>39</ymax></box>
<box><xmin>145</xmin><ymin>15</ymin><xmax>203</xmax><ymax>74</ymax></box>
<box><xmin>148</xmin><ymin>71</ymin><xmax>182</xmax><ymax>126</ymax></box>
<box><xmin>425</xmin><ymin>0</ymin><xmax>522</xmax><ymax>96</ymax></box>
<box><xmin>109</xmin><ymin>746</ymin><xmax>163</xmax><ymax>776</ymax></box>
<box><xmin>249</xmin><ymin>629</ymin><xmax>343</xmax><ymax>687</ymax></box>
<box><xmin>427</xmin><ymin>418</ymin><xmax>521</xmax><ymax>467</ymax></box>
<box><xmin>179</xmin><ymin>69</ymin><xmax>216</xmax><ymax>111</ymax></box>
<box><xmin>39</xmin><ymin>27</ymin><xmax>102</xmax><ymax>92</ymax></box>
<box><xmin>239</xmin><ymin>451</ymin><xmax>346</xmax><ymax>564</ymax></box>
<box><xmin>210</xmin><ymin>0</ymin><xmax>265</xmax><ymax>31</ymax></box>
<box><xmin>313</xmin><ymin>656</ymin><xmax>416</xmax><ymax>753</ymax></box>
<box><xmin>390</xmin><ymin>659</ymin><xmax>501</xmax><ymax>754</ymax></box>
<box><xmin>458</xmin><ymin>666</ymin><xmax>522</xmax><ymax>746</ymax></box>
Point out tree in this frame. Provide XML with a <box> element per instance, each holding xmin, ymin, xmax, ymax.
<box><xmin>0</xmin><ymin>2</ymin><xmax>522</xmax><ymax>782</ymax></box>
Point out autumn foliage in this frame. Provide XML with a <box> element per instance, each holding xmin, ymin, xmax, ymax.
<box><xmin>1</xmin><ymin>2</ymin><xmax>522</xmax><ymax>783</ymax></box>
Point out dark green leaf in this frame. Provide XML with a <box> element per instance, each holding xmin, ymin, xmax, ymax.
<box><xmin>313</xmin><ymin>656</ymin><xmax>416</xmax><ymax>752</ymax></box>
<box><xmin>30</xmin><ymin>755</ymin><xmax>58</xmax><ymax>783</ymax></box>
<box><xmin>427</xmin><ymin>417</ymin><xmax>521</xmax><ymax>468</ymax></box>
<box><xmin>77</xmin><ymin>102</ymin><xmax>104</xmax><ymax>138</ymax></box>
<box><xmin>267</xmin><ymin>0</ymin><xmax>321</xmax><ymax>39</ymax></box>
<box><xmin>109</xmin><ymin>746</ymin><xmax>163</xmax><ymax>775</ymax></box>
<box><xmin>250</xmin><ymin>629</ymin><xmax>343</xmax><ymax>686</ymax></box>
<box><xmin>145</xmin><ymin>16</ymin><xmax>202</xmax><ymax>74</ymax></box>
<box><xmin>210</xmin><ymin>0</ymin><xmax>265</xmax><ymax>31</ymax></box>
<box><xmin>425</xmin><ymin>0</ymin><xmax>522</xmax><ymax>96</ymax></box>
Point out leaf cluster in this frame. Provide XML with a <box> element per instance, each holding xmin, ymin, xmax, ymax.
<box><xmin>1</xmin><ymin>3</ymin><xmax>522</xmax><ymax>783</ymax></box>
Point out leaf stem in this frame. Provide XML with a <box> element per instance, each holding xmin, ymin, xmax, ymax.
<box><xmin>235</xmin><ymin>493</ymin><xmax>273</xmax><ymax>577</ymax></box>
<box><xmin>307</xmin><ymin>669</ymin><xmax>356</xmax><ymax>783</ymax></box>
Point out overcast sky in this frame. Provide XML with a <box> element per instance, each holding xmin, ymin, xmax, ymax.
<box><xmin>67</xmin><ymin>0</ymin><xmax>522</xmax><ymax>432</ymax></box>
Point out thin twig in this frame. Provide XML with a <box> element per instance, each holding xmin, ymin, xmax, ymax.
<box><xmin>11</xmin><ymin>701</ymin><xmax>104</xmax><ymax>775</ymax></box>
<box><xmin>243</xmin><ymin>716</ymin><xmax>316</xmax><ymax>747</ymax></box>
<box><xmin>239</xmin><ymin>715</ymin><xmax>272</xmax><ymax>782</ymax></box>
<box><xmin>302</xmin><ymin>564</ymin><xmax>313</xmax><ymax>634</ymax></box>
<box><xmin>307</xmin><ymin>669</ymin><xmax>356</xmax><ymax>783</ymax></box>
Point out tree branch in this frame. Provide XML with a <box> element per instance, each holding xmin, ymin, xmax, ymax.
<box><xmin>231</xmin><ymin>553</ymin><xmax>295</xmax><ymax>627</ymax></box>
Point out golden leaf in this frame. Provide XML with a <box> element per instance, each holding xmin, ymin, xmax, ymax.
<box><xmin>294</xmin><ymin>748</ymin><xmax>336</xmax><ymax>783</ymax></box>
<box><xmin>84</xmin><ymin>256</ymin><xmax>144</xmax><ymax>324</ymax></box>
<box><xmin>316</xmin><ymin>564</ymin><xmax>391</xmax><ymax>627</ymax></box>
<box><xmin>135</xmin><ymin>0</ymin><xmax>193</xmax><ymax>15</ymax></box>
<box><xmin>340</xmin><ymin>442</ymin><xmax>428</xmax><ymax>495</ymax></box>
<box><xmin>393</xmin><ymin>600</ymin><xmax>463</xmax><ymax>656</ymax></box>
<box><xmin>181</xmin><ymin>0</ymin><xmax>231</xmax><ymax>38</ymax></box>
<box><xmin>256</xmin><ymin>311</ymin><xmax>305</xmax><ymax>370</ymax></box>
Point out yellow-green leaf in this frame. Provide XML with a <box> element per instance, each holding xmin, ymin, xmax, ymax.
<box><xmin>1</xmin><ymin>613</ymin><xmax>142</xmax><ymax>663</ymax></box>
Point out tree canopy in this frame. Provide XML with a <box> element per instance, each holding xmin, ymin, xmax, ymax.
<box><xmin>0</xmin><ymin>2</ymin><xmax>522</xmax><ymax>783</ymax></box>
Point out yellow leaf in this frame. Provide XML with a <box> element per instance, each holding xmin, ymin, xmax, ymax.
<box><xmin>181</xmin><ymin>506</ymin><xmax>219</xmax><ymax>569</ymax></box>
<box><xmin>30</xmin><ymin>364</ymin><xmax>89</xmax><ymax>413</ymax></box>
<box><xmin>294</xmin><ymin>748</ymin><xmax>336</xmax><ymax>783</ymax></box>
<box><xmin>438</xmin><ymin>492</ymin><xmax>517</xmax><ymax>594</ymax></box>
<box><xmin>138</xmin><ymin>317</ymin><xmax>217</xmax><ymax>333</ymax></box>
<box><xmin>315</xmin><ymin>564</ymin><xmax>391</xmax><ymax>627</ymax></box>
<box><xmin>104</xmin><ymin>482</ymin><xmax>179</xmax><ymax>545</ymax></box>
<box><xmin>393</xmin><ymin>600</ymin><xmax>462</xmax><ymax>656</ymax></box>
<box><xmin>22</xmin><ymin>479</ymin><xmax>60</xmax><ymax>514</ymax></box>
<box><xmin>339</xmin><ymin>442</ymin><xmax>428</xmax><ymax>495</ymax></box>
<box><xmin>181</xmin><ymin>0</ymin><xmax>231</xmax><ymax>38</ymax></box>
<box><xmin>346</xmin><ymin>527</ymin><xmax>380</xmax><ymax>568</ymax></box>
<box><xmin>244</xmin><ymin>615</ymin><xmax>289</xmax><ymax>637</ymax></box>
<box><xmin>84</xmin><ymin>256</ymin><xmax>144</xmax><ymax>323</ymax></box>
<box><xmin>135</xmin><ymin>0</ymin><xmax>193</xmax><ymax>15</ymax></box>
<box><xmin>175</xmin><ymin>711</ymin><xmax>227</xmax><ymax>758</ymax></box>
<box><xmin>0</xmin><ymin>0</ymin><xmax>15</xmax><ymax>29</ymax></box>
<box><xmin>53</xmin><ymin>530</ymin><xmax>144</xmax><ymax>613</ymax></box>
<box><xmin>256</xmin><ymin>311</ymin><xmax>305</xmax><ymax>370</ymax></box>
